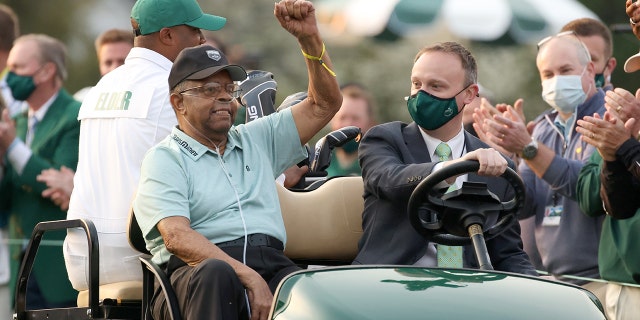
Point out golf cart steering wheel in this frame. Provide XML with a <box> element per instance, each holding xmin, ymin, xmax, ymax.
<box><xmin>408</xmin><ymin>160</ymin><xmax>525</xmax><ymax>246</ymax></box>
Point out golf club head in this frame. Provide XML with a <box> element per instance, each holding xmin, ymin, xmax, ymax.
<box><xmin>310</xmin><ymin>126</ymin><xmax>361</xmax><ymax>173</ymax></box>
<box><xmin>238</xmin><ymin>70</ymin><xmax>277</xmax><ymax>123</ymax></box>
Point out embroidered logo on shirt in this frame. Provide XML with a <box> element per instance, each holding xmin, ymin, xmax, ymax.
<box><xmin>172</xmin><ymin>134</ymin><xmax>198</xmax><ymax>157</ymax></box>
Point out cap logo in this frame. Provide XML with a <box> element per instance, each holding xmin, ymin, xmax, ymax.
<box><xmin>206</xmin><ymin>50</ymin><xmax>222</xmax><ymax>61</ymax></box>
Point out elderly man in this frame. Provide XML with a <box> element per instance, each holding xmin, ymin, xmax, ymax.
<box><xmin>475</xmin><ymin>33</ymin><xmax>606</xmax><ymax>301</ymax></box>
<box><xmin>64</xmin><ymin>0</ymin><xmax>228</xmax><ymax>292</ymax></box>
<box><xmin>0</xmin><ymin>34</ymin><xmax>80</xmax><ymax>308</ymax></box>
<box><xmin>133</xmin><ymin>1</ymin><xmax>342</xmax><ymax>319</ymax></box>
<box><xmin>352</xmin><ymin>41</ymin><xmax>536</xmax><ymax>276</ymax></box>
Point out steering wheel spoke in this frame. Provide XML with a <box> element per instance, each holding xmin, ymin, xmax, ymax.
<box><xmin>408</xmin><ymin>160</ymin><xmax>525</xmax><ymax>248</ymax></box>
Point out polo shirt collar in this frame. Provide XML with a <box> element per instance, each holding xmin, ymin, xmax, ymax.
<box><xmin>126</xmin><ymin>47</ymin><xmax>172</xmax><ymax>71</ymax></box>
<box><xmin>169</xmin><ymin>126</ymin><xmax>209</xmax><ymax>161</ymax></box>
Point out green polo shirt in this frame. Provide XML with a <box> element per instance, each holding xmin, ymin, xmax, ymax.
<box><xmin>134</xmin><ymin>108</ymin><xmax>306</xmax><ymax>265</ymax></box>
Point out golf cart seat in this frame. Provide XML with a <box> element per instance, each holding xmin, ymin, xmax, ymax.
<box><xmin>278</xmin><ymin>176</ymin><xmax>364</xmax><ymax>265</ymax></box>
<box><xmin>76</xmin><ymin>281</ymin><xmax>142</xmax><ymax>307</ymax></box>
<box><xmin>14</xmin><ymin>219</ymin><xmax>142</xmax><ymax>320</ymax></box>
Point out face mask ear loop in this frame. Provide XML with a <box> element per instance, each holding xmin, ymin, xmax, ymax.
<box><xmin>581</xmin><ymin>65</ymin><xmax>593</xmax><ymax>97</ymax></box>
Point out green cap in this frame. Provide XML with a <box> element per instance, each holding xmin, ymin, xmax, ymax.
<box><xmin>131</xmin><ymin>0</ymin><xmax>226</xmax><ymax>35</ymax></box>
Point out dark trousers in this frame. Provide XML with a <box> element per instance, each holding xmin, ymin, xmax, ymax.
<box><xmin>151</xmin><ymin>245</ymin><xmax>301</xmax><ymax>320</ymax></box>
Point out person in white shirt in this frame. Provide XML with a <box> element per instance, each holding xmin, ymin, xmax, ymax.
<box><xmin>64</xmin><ymin>0</ymin><xmax>228</xmax><ymax>291</ymax></box>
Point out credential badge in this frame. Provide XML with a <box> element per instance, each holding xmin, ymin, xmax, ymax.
<box><xmin>206</xmin><ymin>50</ymin><xmax>221</xmax><ymax>61</ymax></box>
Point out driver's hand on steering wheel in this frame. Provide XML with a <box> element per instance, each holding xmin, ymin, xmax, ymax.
<box><xmin>445</xmin><ymin>148</ymin><xmax>508</xmax><ymax>177</ymax></box>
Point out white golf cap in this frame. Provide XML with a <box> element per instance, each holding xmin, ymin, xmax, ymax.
<box><xmin>624</xmin><ymin>50</ymin><xmax>640</xmax><ymax>73</ymax></box>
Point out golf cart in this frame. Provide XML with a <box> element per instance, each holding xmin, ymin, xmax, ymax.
<box><xmin>12</xmin><ymin>71</ymin><xmax>605</xmax><ymax>319</ymax></box>
<box><xmin>269</xmin><ymin>161</ymin><xmax>606</xmax><ymax>319</ymax></box>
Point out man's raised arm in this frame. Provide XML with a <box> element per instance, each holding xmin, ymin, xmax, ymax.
<box><xmin>274</xmin><ymin>0</ymin><xmax>342</xmax><ymax>144</ymax></box>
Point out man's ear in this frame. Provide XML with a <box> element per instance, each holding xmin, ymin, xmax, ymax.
<box><xmin>464</xmin><ymin>84</ymin><xmax>479</xmax><ymax>105</ymax></box>
<box><xmin>37</xmin><ymin>62</ymin><xmax>56</xmax><ymax>83</ymax></box>
<box><xmin>158</xmin><ymin>27</ymin><xmax>174</xmax><ymax>46</ymax></box>
<box><xmin>170</xmin><ymin>93</ymin><xmax>185</xmax><ymax>114</ymax></box>
<box><xmin>586</xmin><ymin>61</ymin><xmax>596</xmax><ymax>78</ymax></box>
<box><xmin>606</xmin><ymin>57</ymin><xmax>617</xmax><ymax>74</ymax></box>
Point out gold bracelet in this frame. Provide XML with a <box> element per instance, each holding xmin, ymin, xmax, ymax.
<box><xmin>301</xmin><ymin>43</ymin><xmax>337</xmax><ymax>77</ymax></box>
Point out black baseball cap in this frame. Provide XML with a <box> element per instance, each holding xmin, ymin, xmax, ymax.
<box><xmin>169</xmin><ymin>45</ymin><xmax>247</xmax><ymax>90</ymax></box>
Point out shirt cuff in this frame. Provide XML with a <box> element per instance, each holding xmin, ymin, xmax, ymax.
<box><xmin>432</xmin><ymin>162</ymin><xmax>452</xmax><ymax>189</ymax></box>
<box><xmin>7</xmin><ymin>138</ymin><xmax>32</xmax><ymax>175</ymax></box>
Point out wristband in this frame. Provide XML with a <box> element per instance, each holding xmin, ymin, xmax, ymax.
<box><xmin>301</xmin><ymin>43</ymin><xmax>337</xmax><ymax>77</ymax></box>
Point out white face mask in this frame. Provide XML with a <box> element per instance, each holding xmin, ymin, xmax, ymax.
<box><xmin>541</xmin><ymin>70</ymin><xmax>587</xmax><ymax>114</ymax></box>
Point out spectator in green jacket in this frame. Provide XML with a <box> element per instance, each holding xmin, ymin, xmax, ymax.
<box><xmin>576</xmin><ymin>85</ymin><xmax>640</xmax><ymax>320</ymax></box>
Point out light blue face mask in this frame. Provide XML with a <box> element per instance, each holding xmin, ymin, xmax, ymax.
<box><xmin>541</xmin><ymin>66</ymin><xmax>587</xmax><ymax>114</ymax></box>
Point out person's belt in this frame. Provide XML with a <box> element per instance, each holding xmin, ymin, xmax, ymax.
<box><xmin>216</xmin><ymin>234</ymin><xmax>283</xmax><ymax>250</ymax></box>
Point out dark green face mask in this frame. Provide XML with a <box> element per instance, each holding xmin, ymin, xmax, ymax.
<box><xmin>6</xmin><ymin>71</ymin><xmax>37</xmax><ymax>101</ymax></box>
<box><xmin>594</xmin><ymin>60</ymin><xmax>610</xmax><ymax>88</ymax></box>
<box><xmin>340</xmin><ymin>139</ymin><xmax>359</xmax><ymax>154</ymax></box>
<box><xmin>594</xmin><ymin>73</ymin><xmax>605</xmax><ymax>88</ymax></box>
<box><xmin>406</xmin><ymin>88</ymin><xmax>465</xmax><ymax>130</ymax></box>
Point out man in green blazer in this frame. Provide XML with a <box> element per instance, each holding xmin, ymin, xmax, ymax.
<box><xmin>0</xmin><ymin>34</ymin><xmax>80</xmax><ymax>308</ymax></box>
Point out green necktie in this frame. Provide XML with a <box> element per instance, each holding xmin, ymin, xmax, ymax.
<box><xmin>435</xmin><ymin>142</ymin><xmax>452</xmax><ymax>162</ymax></box>
<box><xmin>434</xmin><ymin>142</ymin><xmax>463</xmax><ymax>268</ymax></box>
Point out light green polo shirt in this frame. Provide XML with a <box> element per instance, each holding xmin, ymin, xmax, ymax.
<box><xmin>134</xmin><ymin>108</ymin><xmax>306</xmax><ymax>265</ymax></box>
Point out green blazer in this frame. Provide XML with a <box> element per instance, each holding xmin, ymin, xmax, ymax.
<box><xmin>0</xmin><ymin>89</ymin><xmax>80</xmax><ymax>304</ymax></box>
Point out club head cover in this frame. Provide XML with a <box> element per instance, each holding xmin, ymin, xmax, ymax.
<box><xmin>277</xmin><ymin>91</ymin><xmax>308</xmax><ymax>112</ymax></box>
<box><xmin>238</xmin><ymin>70</ymin><xmax>277</xmax><ymax>123</ymax></box>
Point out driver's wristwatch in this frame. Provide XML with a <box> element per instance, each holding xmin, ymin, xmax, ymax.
<box><xmin>521</xmin><ymin>139</ymin><xmax>538</xmax><ymax>160</ymax></box>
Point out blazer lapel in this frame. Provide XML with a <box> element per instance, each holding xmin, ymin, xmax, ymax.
<box><xmin>14</xmin><ymin>111</ymin><xmax>28</xmax><ymax>142</ymax></box>
<box><xmin>403</xmin><ymin>122</ymin><xmax>431</xmax><ymax>163</ymax></box>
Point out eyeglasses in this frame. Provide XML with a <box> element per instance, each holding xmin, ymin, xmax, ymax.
<box><xmin>537</xmin><ymin>31</ymin><xmax>576</xmax><ymax>49</ymax></box>
<box><xmin>179</xmin><ymin>82</ymin><xmax>242</xmax><ymax>99</ymax></box>
<box><xmin>537</xmin><ymin>30</ymin><xmax>591</xmax><ymax>55</ymax></box>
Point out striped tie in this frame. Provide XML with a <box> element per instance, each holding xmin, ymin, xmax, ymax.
<box><xmin>26</xmin><ymin>116</ymin><xmax>38</xmax><ymax>146</ymax></box>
